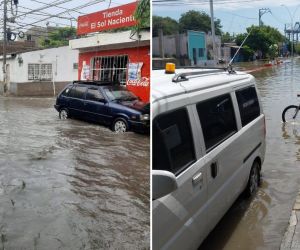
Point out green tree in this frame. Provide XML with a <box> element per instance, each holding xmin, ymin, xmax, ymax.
<box><xmin>152</xmin><ymin>16</ymin><xmax>179</xmax><ymax>37</ymax></box>
<box><xmin>133</xmin><ymin>0</ymin><xmax>150</xmax><ymax>34</ymax></box>
<box><xmin>40</xmin><ymin>27</ymin><xmax>76</xmax><ymax>48</ymax></box>
<box><xmin>235</xmin><ymin>25</ymin><xmax>284</xmax><ymax>58</ymax></box>
<box><xmin>221</xmin><ymin>32</ymin><xmax>234</xmax><ymax>43</ymax></box>
<box><xmin>179</xmin><ymin>10</ymin><xmax>222</xmax><ymax>35</ymax></box>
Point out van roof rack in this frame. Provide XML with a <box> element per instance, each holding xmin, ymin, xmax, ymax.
<box><xmin>172</xmin><ymin>67</ymin><xmax>227</xmax><ymax>83</ymax></box>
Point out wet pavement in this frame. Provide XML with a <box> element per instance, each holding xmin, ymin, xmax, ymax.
<box><xmin>200</xmin><ymin>59</ymin><xmax>300</xmax><ymax>250</ymax></box>
<box><xmin>0</xmin><ymin>97</ymin><xmax>150</xmax><ymax>249</ymax></box>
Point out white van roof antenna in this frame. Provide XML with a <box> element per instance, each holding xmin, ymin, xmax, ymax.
<box><xmin>227</xmin><ymin>28</ymin><xmax>253</xmax><ymax>73</ymax></box>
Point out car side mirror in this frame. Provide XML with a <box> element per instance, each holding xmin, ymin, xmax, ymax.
<box><xmin>152</xmin><ymin>170</ymin><xmax>178</xmax><ymax>200</ymax></box>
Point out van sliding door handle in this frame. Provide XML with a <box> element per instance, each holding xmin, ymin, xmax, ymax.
<box><xmin>192</xmin><ymin>172</ymin><xmax>203</xmax><ymax>185</ymax></box>
<box><xmin>211</xmin><ymin>162</ymin><xmax>218</xmax><ymax>178</ymax></box>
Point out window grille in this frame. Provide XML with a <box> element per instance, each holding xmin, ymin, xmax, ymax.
<box><xmin>40</xmin><ymin>64</ymin><xmax>52</xmax><ymax>80</ymax></box>
<box><xmin>28</xmin><ymin>64</ymin><xmax>40</xmax><ymax>80</ymax></box>
<box><xmin>28</xmin><ymin>63</ymin><xmax>52</xmax><ymax>81</ymax></box>
<box><xmin>90</xmin><ymin>55</ymin><xmax>128</xmax><ymax>85</ymax></box>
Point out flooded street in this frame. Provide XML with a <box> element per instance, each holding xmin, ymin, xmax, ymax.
<box><xmin>0</xmin><ymin>98</ymin><xmax>150</xmax><ymax>249</ymax></box>
<box><xmin>200</xmin><ymin>60</ymin><xmax>300</xmax><ymax>250</ymax></box>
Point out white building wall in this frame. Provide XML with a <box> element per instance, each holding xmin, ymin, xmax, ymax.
<box><xmin>152</xmin><ymin>34</ymin><xmax>188</xmax><ymax>58</ymax></box>
<box><xmin>0</xmin><ymin>46</ymin><xmax>79</xmax><ymax>83</ymax></box>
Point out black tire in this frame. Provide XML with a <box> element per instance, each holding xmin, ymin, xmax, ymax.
<box><xmin>282</xmin><ymin>105</ymin><xmax>299</xmax><ymax>123</ymax></box>
<box><xmin>244</xmin><ymin>161</ymin><xmax>260</xmax><ymax>198</ymax></box>
<box><xmin>112</xmin><ymin>118</ymin><xmax>128</xmax><ymax>133</ymax></box>
<box><xmin>59</xmin><ymin>108</ymin><xmax>69</xmax><ymax>120</ymax></box>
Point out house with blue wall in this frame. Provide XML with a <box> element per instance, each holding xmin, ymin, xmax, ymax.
<box><xmin>187</xmin><ymin>31</ymin><xmax>207</xmax><ymax>65</ymax></box>
<box><xmin>152</xmin><ymin>30</ymin><xmax>221</xmax><ymax>66</ymax></box>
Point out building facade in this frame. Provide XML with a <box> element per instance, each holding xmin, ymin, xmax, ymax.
<box><xmin>71</xmin><ymin>1</ymin><xmax>150</xmax><ymax>102</ymax></box>
<box><xmin>152</xmin><ymin>30</ymin><xmax>221</xmax><ymax>67</ymax></box>
<box><xmin>70</xmin><ymin>30</ymin><xmax>150</xmax><ymax>102</ymax></box>
<box><xmin>0</xmin><ymin>46</ymin><xmax>78</xmax><ymax>96</ymax></box>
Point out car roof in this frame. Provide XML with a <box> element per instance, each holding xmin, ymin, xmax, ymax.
<box><xmin>72</xmin><ymin>80</ymin><xmax>121</xmax><ymax>86</ymax></box>
<box><xmin>152</xmin><ymin>68</ymin><xmax>254</xmax><ymax>103</ymax></box>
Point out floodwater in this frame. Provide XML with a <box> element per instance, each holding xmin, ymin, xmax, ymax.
<box><xmin>200</xmin><ymin>59</ymin><xmax>300</xmax><ymax>249</ymax></box>
<box><xmin>0</xmin><ymin>97</ymin><xmax>150</xmax><ymax>249</ymax></box>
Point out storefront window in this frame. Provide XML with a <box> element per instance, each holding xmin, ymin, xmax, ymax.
<box><xmin>91</xmin><ymin>55</ymin><xmax>128</xmax><ymax>85</ymax></box>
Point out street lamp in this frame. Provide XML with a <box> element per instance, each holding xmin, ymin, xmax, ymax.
<box><xmin>281</xmin><ymin>4</ymin><xmax>300</xmax><ymax>58</ymax></box>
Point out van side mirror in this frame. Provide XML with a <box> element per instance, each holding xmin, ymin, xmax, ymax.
<box><xmin>152</xmin><ymin>170</ymin><xmax>178</xmax><ymax>200</ymax></box>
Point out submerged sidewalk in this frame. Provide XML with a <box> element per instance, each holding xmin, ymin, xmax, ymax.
<box><xmin>281</xmin><ymin>192</ymin><xmax>300</xmax><ymax>249</ymax></box>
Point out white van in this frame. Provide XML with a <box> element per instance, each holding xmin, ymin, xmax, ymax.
<box><xmin>152</xmin><ymin>66</ymin><xmax>266</xmax><ymax>250</ymax></box>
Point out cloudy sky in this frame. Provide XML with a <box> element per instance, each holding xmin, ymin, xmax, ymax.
<box><xmin>153</xmin><ymin>0</ymin><xmax>300</xmax><ymax>35</ymax></box>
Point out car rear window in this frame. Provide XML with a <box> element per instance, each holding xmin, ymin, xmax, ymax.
<box><xmin>61</xmin><ymin>87</ymin><xmax>71</xmax><ymax>96</ymax></box>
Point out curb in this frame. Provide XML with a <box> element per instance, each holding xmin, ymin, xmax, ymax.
<box><xmin>280</xmin><ymin>192</ymin><xmax>300</xmax><ymax>249</ymax></box>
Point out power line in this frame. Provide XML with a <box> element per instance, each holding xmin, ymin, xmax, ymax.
<box><xmin>153</xmin><ymin>0</ymin><xmax>265</xmax><ymax>5</ymax></box>
<box><xmin>10</xmin><ymin>0</ymin><xmax>105</xmax><ymax>33</ymax></box>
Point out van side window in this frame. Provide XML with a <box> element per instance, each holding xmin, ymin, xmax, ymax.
<box><xmin>197</xmin><ymin>94</ymin><xmax>237</xmax><ymax>152</ymax></box>
<box><xmin>69</xmin><ymin>86</ymin><xmax>86</xmax><ymax>99</ymax></box>
<box><xmin>153</xmin><ymin>108</ymin><xmax>196</xmax><ymax>176</ymax></box>
<box><xmin>236</xmin><ymin>86</ymin><xmax>260</xmax><ymax>126</ymax></box>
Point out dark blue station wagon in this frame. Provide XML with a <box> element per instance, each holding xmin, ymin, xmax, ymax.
<box><xmin>54</xmin><ymin>81</ymin><xmax>150</xmax><ymax>133</ymax></box>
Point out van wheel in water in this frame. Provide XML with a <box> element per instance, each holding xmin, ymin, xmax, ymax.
<box><xmin>245</xmin><ymin>161</ymin><xmax>260</xmax><ymax>198</ymax></box>
<box><xmin>59</xmin><ymin>109</ymin><xmax>69</xmax><ymax>120</ymax></box>
<box><xmin>112</xmin><ymin>118</ymin><xmax>128</xmax><ymax>133</ymax></box>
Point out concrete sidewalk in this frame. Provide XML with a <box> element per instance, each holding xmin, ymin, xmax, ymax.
<box><xmin>281</xmin><ymin>192</ymin><xmax>300</xmax><ymax>249</ymax></box>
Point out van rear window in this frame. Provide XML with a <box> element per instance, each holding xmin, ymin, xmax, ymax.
<box><xmin>236</xmin><ymin>86</ymin><xmax>260</xmax><ymax>126</ymax></box>
<box><xmin>197</xmin><ymin>94</ymin><xmax>237</xmax><ymax>152</ymax></box>
<box><xmin>153</xmin><ymin>108</ymin><xmax>196</xmax><ymax>176</ymax></box>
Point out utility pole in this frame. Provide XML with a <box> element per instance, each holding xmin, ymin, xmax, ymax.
<box><xmin>259</xmin><ymin>8</ymin><xmax>271</xmax><ymax>26</ymax></box>
<box><xmin>209</xmin><ymin>0</ymin><xmax>217</xmax><ymax>64</ymax></box>
<box><xmin>3</xmin><ymin>0</ymin><xmax>7</xmax><ymax>93</ymax></box>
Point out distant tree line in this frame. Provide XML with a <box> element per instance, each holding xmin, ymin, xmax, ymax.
<box><xmin>153</xmin><ymin>10</ymin><xmax>222</xmax><ymax>37</ymax></box>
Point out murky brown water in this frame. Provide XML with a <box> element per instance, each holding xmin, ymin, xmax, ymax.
<box><xmin>0</xmin><ymin>97</ymin><xmax>150</xmax><ymax>249</ymax></box>
<box><xmin>200</xmin><ymin>60</ymin><xmax>300</xmax><ymax>250</ymax></box>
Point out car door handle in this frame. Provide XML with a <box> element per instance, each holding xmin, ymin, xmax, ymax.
<box><xmin>192</xmin><ymin>172</ymin><xmax>203</xmax><ymax>185</ymax></box>
<box><xmin>211</xmin><ymin>162</ymin><xmax>218</xmax><ymax>179</ymax></box>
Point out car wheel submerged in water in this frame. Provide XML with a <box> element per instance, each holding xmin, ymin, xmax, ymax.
<box><xmin>59</xmin><ymin>109</ymin><xmax>69</xmax><ymax>120</ymax></box>
<box><xmin>245</xmin><ymin>161</ymin><xmax>260</xmax><ymax>198</ymax></box>
<box><xmin>112</xmin><ymin>118</ymin><xmax>128</xmax><ymax>133</ymax></box>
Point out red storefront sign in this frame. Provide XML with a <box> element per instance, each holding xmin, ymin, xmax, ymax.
<box><xmin>77</xmin><ymin>2</ymin><xmax>138</xmax><ymax>35</ymax></box>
